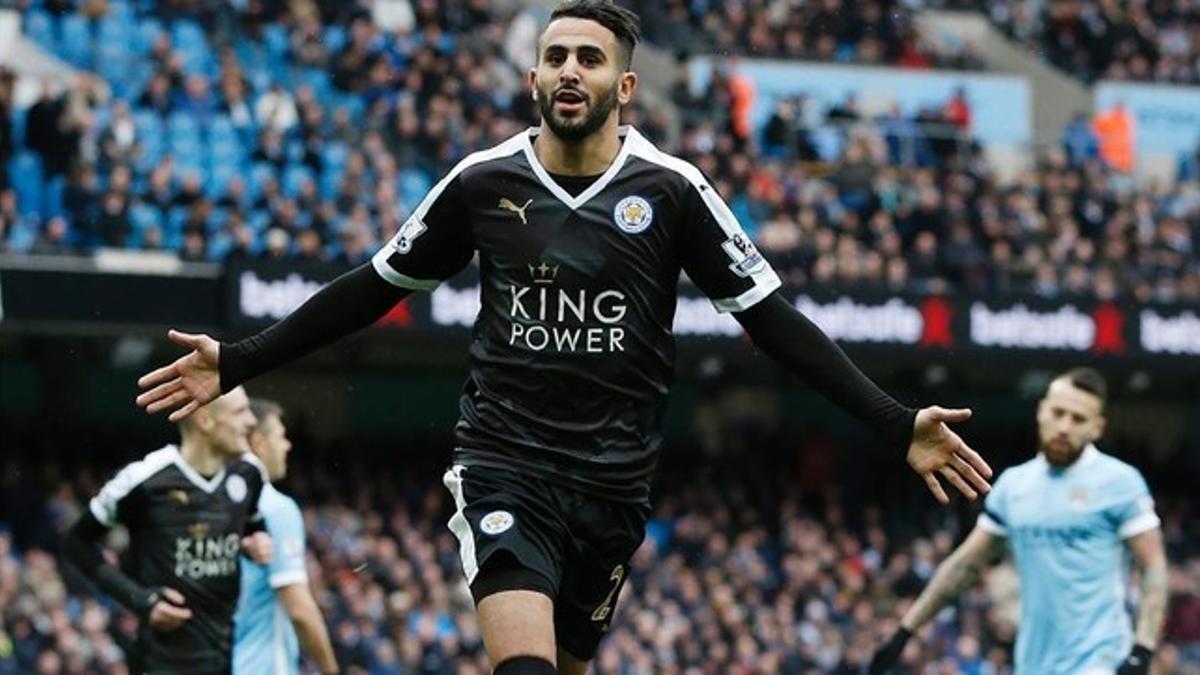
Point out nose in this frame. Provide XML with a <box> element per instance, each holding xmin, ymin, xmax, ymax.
<box><xmin>558</xmin><ymin>58</ymin><xmax>581</xmax><ymax>85</ymax></box>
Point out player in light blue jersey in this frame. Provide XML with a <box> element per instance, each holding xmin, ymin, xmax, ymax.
<box><xmin>870</xmin><ymin>368</ymin><xmax>1169</xmax><ymax>675</ymax></box>
<box><xmin>234</xmin><ymin>399</ymin><xmax>339</xmax><ymax>675</ymax></box>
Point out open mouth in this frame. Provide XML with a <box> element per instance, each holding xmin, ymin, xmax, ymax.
<box><xmin>554</xmin><ymin>89</ymin><xmax>587</xmax><ymax>111</ymax></box>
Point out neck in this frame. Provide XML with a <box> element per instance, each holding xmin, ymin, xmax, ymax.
<box><xmin>179</xmin><ymin>438</ymin><xmax>227</xmax><ymax>477</ymax></box>
<box><xmin>533</xmin><ymin>120</ymin><xmax>622</xmax><ymax>176</ymax></box>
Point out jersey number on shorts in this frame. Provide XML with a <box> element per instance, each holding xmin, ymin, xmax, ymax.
<box><xmin>591</xmin><ymin>564</ymin><xmax>625</xmax><ymax>623</ymax></box>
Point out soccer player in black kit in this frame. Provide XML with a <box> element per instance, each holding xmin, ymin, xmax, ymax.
<box><xmin>64</xmin><ymin>386</ymin><xmax>274</xmax><ymax>673</ymax></box>
<box><xmin>136</xmin><ymin>2</ymin><xmax>994</xmax><ymax>673</ymax></box>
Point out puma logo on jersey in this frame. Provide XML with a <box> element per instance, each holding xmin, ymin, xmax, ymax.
<box><xmin>499</xmin><ymin>197</ymin><xmax>533</xmax><ymax>224</ymax></box>
<box><xmin>168</xmin><ymin>489</ymin><xmax>189</xmax><ymax>505</ymax></box>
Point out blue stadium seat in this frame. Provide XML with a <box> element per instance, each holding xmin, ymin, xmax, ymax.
<box><xmin>282</xmin><ymin>165</ymin><xmax>314</xmax><ymax>198</ymax></box>
<box><xmin>322</xmin><ymin>142</ymin><xmax>348</xmax><ymax>172</ymax></box>
<box><xmin>285</xmin><ymin>139</ymin><xmax>305</xmax><ymax>163</ymax></box>
<box><xmin>9</xmin><ymin>152</ymin><xmax>45</xmax><ymax>219</ymax></box>
<box><xmin>318</xmin><ymin>171</ymin><xmax>339</xmax><ymax>201</ymax></box>
<box><xmin>296</xmin><ymin>68</ymin><xmax>334</xmax><ymax>105</ymax></box>
<box><xmin>172</xmin><ymin>19</ymin><xmax>214</xmax><ymax>76</ymax></box>
<box><xmin>171</xmin><ymin>19</ymin><xmax>207</xmax><ymax>50</ymax></box>
<box><xmin>263</xmin><ymin>23</ymin><xmax>290</xmax><ymax>61</ymax></box>
<box><xmin>23</xmin><ymin>10</ymin><xmax>56</xmax><ymax>49</ymax></box>
<box><xmin>208</xmin><ymin>163</ymin><xmax>239</xmax><ymax>198</ymax></box>
<box><xmin>136</xmin><ymin>17</ymin><xmax>164</xmax><ymax>55</ymax></box>
<box><xmin>42</xmin><ymin>175</ymin><xmax>67</xmax><ymax>219</ymax></box>
<box><xmin>249</xmin><ymin>163</ymin><xmax>278</xmax><ymax>200</ymax></box>
<box><xmin>400</xmin><ymin>169</ymin><xmax>432</xmax><ymax>208</ymax></box>
<box><xmin>130</xmin><ymin>203</ymin><xmax>160</xmax><ymax>232</ymax></box>
<box><xmin>97</xmin><ymin>16</ymin><xmax>133</xmax><ymax>44</ymax></box>
<box><xmin>133</xmin><ymin>108</ymin><xmax>163</xmax><ymax>135</ymax></box>
<box><xmin>246</xmin><ymin>66</ymin><xmax>273</xmax><ymax>96</ymax></box>
<box><xmin>6</xmin><ymin>222</ymin><xmax>37</xmax><ymax>253</ymax></box>
<box><xmin>207</xmin><ymin>140</ymin><xmax>245</xmax><ymax>170</ymax></box>
<box><xmin>207</xmin><ymin>115</ymin><xmax>237</xmax><ymax>142</ymax></box>
<box><xmin>108</xmin><ymin>0</ymin><xmax>135</xmax><ymax>24</ymax></box>
<box><xmin>10</xmin><ymin>105</ymin><xmax>27</xmax><ymax>149</ymax></box>
<box><xmin>247</xmin><ymin>210</ymin><xmax>271</xmax><ymax>234</ymax></box>
<box><xmin>167</xmin><ymin>111</ymin><xmax>201</xmax><ymax>139</ymax></box>
<box><xmin>173</xmin><ymin>139</ymin><xmax>206</xmax><ymax>167</ymax></box>
<box><xmin>97</xmin><ymin>44</ymin><xmax>135</xmax><ymax>96</ymax></box>
<box><xmin>323</xmin><ymin>24</ymin><xmax>347</xmax><ymax>55</ymax></box>
<box><xmin>208</xmin><ymin>234</ymin><xmax>233</xmax><ymax>260</ymax></box>
<box><xmin>134</xmin><ymin>147</ymin><xmax>163</xmax><ymax>174</ymax></box>
<box><xmin>59</xmin><ymin>14</ymin><xmax>93</xmax><ymax>68</ymax></box>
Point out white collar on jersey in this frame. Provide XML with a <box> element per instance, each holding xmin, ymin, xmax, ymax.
<box><xmin>521</xmin><ymin>125</ymin><xmax>646</xmax><ymax>211</ymax></box>
<box><xmin>1037</xmin><ymin>443</ymin><xmax>1101</xmax><ymax>476</ymax></box>
<box><xmin>166</xmin><ymin>444</ymin><xmax>228</xmax><ymax>493</ymax></box>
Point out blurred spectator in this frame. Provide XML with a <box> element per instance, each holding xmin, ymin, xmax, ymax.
<box><xmin>98</xmin><ymin>101</ymin><xmax>139</xmax><ymax>171</ymax></box>
<box><xmin>255</xmin><ymin>83</ymin><xmax>299</xmax><ymax>133</ymax></box>
<box><xmin>1062</xmin><ymin>111</ymin><xmax>1099</xmax><ymax>167</ymax></box>
<box><xmin>1093</xmin><ymin>100</ymin><xmax>1135</xmax><ymax>174</ymax></box>
<box><xmin>24</xmin><ymin>85</ymin><xmax>71</xmax><ymax>177</ymax></box>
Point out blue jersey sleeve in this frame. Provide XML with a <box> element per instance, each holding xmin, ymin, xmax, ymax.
<box><xmin>978</xmin><ymin>469</ymin><xmax>1012</xmax><ymax>536</ymax></box>
<box><xmin>1108</xmin><ymin>468</ymin><xmax>1159</xmax><ymax>539</ymax></box>
<box><xmin>266</xmin><ymin>496</ymin><xmax>308</xmax><ymax>588</ymax></box>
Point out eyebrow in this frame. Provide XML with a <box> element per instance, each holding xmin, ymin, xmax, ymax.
<box><xmin>543</xmin><ymin>43</ymin><xmax>608</xmax><ymax>60</ymax></box>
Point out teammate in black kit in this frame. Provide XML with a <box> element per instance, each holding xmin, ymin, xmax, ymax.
<box><xmin>64</xmin><ymin>387</ymin><xmax>273</xmax><ymax>674</ymax></box>
<box><xmin>135</xmin><ymin>2</ymin><xmax>993</xmax><ymax>673</ymax></box>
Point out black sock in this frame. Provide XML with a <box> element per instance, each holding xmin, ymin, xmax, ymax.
<box><xmin>494</xmin><ymin>655</ymin><xmax>556</xmax><ymax>675</ymax></box>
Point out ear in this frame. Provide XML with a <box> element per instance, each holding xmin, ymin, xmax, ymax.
<box><xmin>1092</xmin><ymin>415</ymin><xmax>1107</xmax><ymax>442</ymax></box>
<box><xmin>618</xmin><ymin>71</ymin><xmax>638</xmax><ymax>106</ymax></box>
<box><xmin>192</xmin><ymin>407</ymin><xmax>215</xmax><ymax>433</ymax></box>
<box><xmin>528</xmin><ymin>68</ymin><xmax>538</xmax><ymax>101</ymax></box>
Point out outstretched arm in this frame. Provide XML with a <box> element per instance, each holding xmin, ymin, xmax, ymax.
<box><xmin>137</xmin><ymin>263</ymin><xmax>408</xmax><ymax>421</ymax></box>
<box><xmin>734</xmin><ymin>292</ymin><xmax>992</xmax><ymax>502</ymax></box>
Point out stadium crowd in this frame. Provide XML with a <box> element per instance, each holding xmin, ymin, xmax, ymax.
<box><xmin>2</xmin><ymin>1</ymin><xmax>1200</xmax><ymax>305</ymax></box>
<box><xmin>626</xmin><ymin>0</ymin><xmax>985</xmax><ymax>70</ymax></box>
<box><xmin>1</xmin><ymin>451</ymin><xmax>1199</xmax><ymax>674</ymax></box>
<box><xmin>988</xmin><ymin>0</ymin><xmax>1200</xmax><ymax>85</ymax></box>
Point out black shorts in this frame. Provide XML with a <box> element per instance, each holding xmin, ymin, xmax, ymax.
<box><xmin>442</xmin><ymin>463</ymin><xmax>649</xmax><ymax>661</ymax></box>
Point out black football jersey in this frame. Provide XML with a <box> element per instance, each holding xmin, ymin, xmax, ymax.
<box><xmin>89</xmin><ymin>445</ymin><xmax>266</xmax><ymax>673</ymax></box>
<box><xmin>373</xmin><ymin>127</ymin><xmax>780</xmax><ymax>502</ymax></box>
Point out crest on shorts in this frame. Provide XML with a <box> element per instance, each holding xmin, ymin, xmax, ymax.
<box><xmin>479</xmin><ymin>510</ymin><xmax>515</xmax><ymax>535</ymax></box>
<box><xmin>225</xmin><ymin>474</ymin><xmax>247</xmax><ymax>503</ymax></box>
<box><xmin>613</xmin><ymin>196</ymin><xmax>653</xmax><ymax>234</ymax></box>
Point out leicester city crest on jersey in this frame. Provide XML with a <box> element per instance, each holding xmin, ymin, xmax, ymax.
<box><xmin>225</xmin><ymin>474</ymin><xmax>247</xmax><ymax>503</ymax></box>
<box><xmin>613</xmin><ymin>196</ymin><xmax>654</xmax><ymax>234</ymax></box>
<box><xmin>479</xmin><ymin>510</ymin><xmax>514</xmax><ymax>535</ymax></box>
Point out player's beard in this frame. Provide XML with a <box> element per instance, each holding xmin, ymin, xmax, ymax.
<box><xmin>1040</xmin><ymin>435</ymin><xmax>1085</xmax><ymax>467</ymax></box>
<box><xmin>537</xmin><ymin>79</ymin><xmax>620</xmax><ymax>143</ymax></box>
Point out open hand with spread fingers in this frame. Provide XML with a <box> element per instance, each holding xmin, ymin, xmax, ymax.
<box><xmin>135</xmin><ymin>330</ymin><xmax>222</xmax><ymax>422</ymax></box>
<box><xmin>907</xmin><ymin>406</ymin><xmax>993</xmax><ymax>504</ymax></box>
